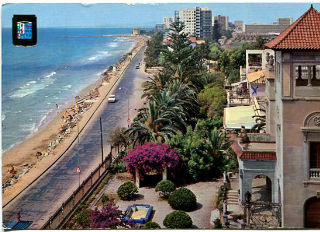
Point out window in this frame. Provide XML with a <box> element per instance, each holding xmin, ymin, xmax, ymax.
<box><xmin>310</xmin><ymin>142</ymin><xmax>320</xmax><ymax>169</ymax></box>
<box><xmin>310</xmin><ymin>142</ymin><xmax>320</xmax><ymax>179</ymax></box>
<box><xmin>295</xmin><ymin>65</ymin><xmax>320</xmax><ymax>86</ymax></box>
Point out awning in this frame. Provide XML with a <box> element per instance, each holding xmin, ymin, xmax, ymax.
<box><xmin>224</xmin><ymin>105</ymin><xmax>257</xmax><ymax>130</ymax></box>
<box><xmin>247</xmin><ymin>70</ymin><xmax>266</xmax><ymax>83</ymax></box>
<box><xmin>231</xmin><ymin>80</ymin><xmax>247</xmax><ymax>87</ymax></box>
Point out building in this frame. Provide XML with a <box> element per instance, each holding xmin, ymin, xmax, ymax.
<box><xmin>228</xmin><ymin>5</ymin><xmax>320</xmax><ymax>228</ymax></box>
<box><xmin>163</xmin><ymin>17</ymin><xmax>174</xmax><ymax>29</ymax></box>
<box><xmin>195</xmin><ymin>7</ymin><xmax>212</xmax><ymax>39</ymax></box>
<box><xmin>234</xmin><ymin>20</ymin><xmax>245</xmax><ymax>32</ymax></box>
<box><xmin>175</xmin><ymin>8</ymin><xmax>196</xmax><ymax>36</ymax></box>
<box><xmin>154</xmin><ymin>24</ymin><xmax>166</xmax><ymax>32</ymax></box>
<box><xmin>245</xmin><ymin>17</ymin><xmax>292</xmax><ymax>34</ymax></box>
<box><xmin>265</xmin><ymin>6</ymin><xmax>320</xmax><ymax>228</ymax></box>
<box><xmin>132</xmin><ymin>28</ymin><xmax>140</xmax><ymax>35</ymax></box>
<box><xmin>175</xmin><ymin>7</ymin><xmax>212</xmax><ymax>39</ymax></box>
<box><xmin>214</xmin><ymin>15</ymin><xmax>229</xmax><ymax>31</ymax></box>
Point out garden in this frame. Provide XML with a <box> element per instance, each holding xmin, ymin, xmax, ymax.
<box><xmin>65</xmin><ymin>20</ymin><xmax>241</xmax><ymax>229</ymax></box>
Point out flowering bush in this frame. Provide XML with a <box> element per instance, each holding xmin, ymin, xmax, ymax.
<box><xmin>90</xmin><ymin>199</ymin><xmax>123</xmax><ymax>228</ymax></box>
<box><xmin>124</xmin><ymin>143</ymin><xmax>179</xmax><ymax>178</ymax></box>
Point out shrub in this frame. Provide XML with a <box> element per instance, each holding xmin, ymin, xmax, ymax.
<box><xmin>168</xmin><ymin>187</ymin><xmax>197</xmax><ymax>211</ymax></box>
<box><xmin>155</xmin><ymin>180</ymin><xmax>176</xmax><ymax>198</ymax></box>
<box><xmin>144</xmin><ymin>221</ymin><xmax>161</xmax><ymax>229</ymax></box>
<box><xmin>101</xmin><ymin>195</ymin><xmax>109</xmax><ymax>204</ymax></box>
<box><xmin>216</xmin><ymin>184</ymin><xmax>227</xmax><ymax>212</ymax></box>
<box><xmin>163</xmin><ymin>210</ymin><xmax>192</xmax><ymax>229</ymax></box>
<box><xmin>90</xmin><ymin>199</ymin><xmax>123</xmax><ymax>228</ymax></box>
<box><xmin>111</xmin><ymin>161</ymin><xmax>127</xmax><ymax>173</ymax></box>
<box><xmin>117</xmin><ymin>181</ymin><xmax>138</xmax><ymax>200</ymax></box>
<box><xmin>76</xmin><ymin>209</ymin><xmax>90</xmax><ymax>227</ymax></box>
<box><xmin>213</xmin><ymin>219</ymin><xmax>222</xmax><ymax>228</ymax></box>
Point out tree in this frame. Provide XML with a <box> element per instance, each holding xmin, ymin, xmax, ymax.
<box><xmin>145</xmin><ymin>32</ymin><xmax>164</xmax><ymax>67</ymax></box>
<box><xmin>169</xmin><ymin>120</ymin><xmax>231</xmax><ymax>182</ymax></box>
<box><xmin>142</xmin><ymin>71</ymin><xmax>171</xmax><ymax>100</ymax></box>
<box><xmin>200</xmin><ymin>71</ymin><xmax>225</xmax><ymax>88</ymax></box>
<box><xmin>208</xmin><ymin>43</ymin><xmax>223</xmax><ymax>61</ymax></box>
<box><xmin>224</xmin><ymin>29</ymin><xmax>233</xmax><ymax>39</ymax></box>
<box><xmin>107</xmin><ymin>127</ymin><xmax>129</xmax><ymax>152</ymax></box>
<box><xmin>162</xmin><ymin>20</ymin><xmax>204</xmax><ymax>87</ymax></box>
<box><xmin>90</xmin><ymin>199</ymin><xmax>124</xmax><ymax>229</ymax></box>
<box><xmin>212</xmin><ymin>20</ymin><xmax>221</xmax><ymax>42</ymax></box>
<box><xmin>195</xmin><ymin>42</ymin><xmax>210</xmax><ymax>60</ymax></box>
<box><xmin>252</xmin><ymin>36</ymin><xmax>266</xmax><ymax>49</ymax></box>
<box><xmin>129</xmin><ymin>79</ymin><xmax>199</xmax><ymax>146</ymax></box>
<box><xmin>127</xmin><ymin>96</ymin><xmax>186</xmax><ymax>146</ymax></box>
<box><xmin>197</xmin><ymin>83</ymin><xmax>227</xmax><ymax>121</ymax></box>
<box><xmin>124</xmin><ymin>142</ymin><xmax>179</xmax><ymax>179</ymax></box>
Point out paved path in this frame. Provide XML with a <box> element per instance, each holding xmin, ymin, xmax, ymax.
<box><xmin>2</xmin><ymin>45</ymin><xmax>148</xmax><ymax>228</ymax></box>
<box><xmin>100</xmin><ymin>174</ymin><xmax>220</xmax><ymax>229</ymax></box>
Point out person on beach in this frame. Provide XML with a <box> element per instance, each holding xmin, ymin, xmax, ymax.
<box><xmin>36</xmin><ymin>151</ymin><xmax>42</xmax><ymax>159</ymax></box>
<box><xmin>8</xmin><ymin>165</ymin><xmax>16</xmax><ymax>177</ymax></box>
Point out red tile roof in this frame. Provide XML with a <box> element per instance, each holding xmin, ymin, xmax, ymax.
<box><xmin>229</xmin><ymin>134</ymin><xmax>277</xmax><ymax>160</ymax></box>
<box><xmin>265</xmin><ymin>5</ymin><xmax>320</xmax><ymax>50</ymax></box>
<box><xmin>188</xmin><ymin>37</ymin><xmax>197</xmax><ymax>43</ymax></box>
<box><xmin>241</xmin><ymin>152</ymin><xmax>276</xmax><ymax>160</ymax></box>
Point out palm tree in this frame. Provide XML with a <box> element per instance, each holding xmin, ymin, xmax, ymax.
<box><xmin>207</xmin><ymin>128</ymin><xmax>231</xmax><ymax>158</ymax></box>
<box><xmin>107</xmin><ymin>127</ymin><xmax>129</xmax><ymax>152</ymax></box>
<box><xmin>163</xmin><ymin>80</ymin><xmax>199</xmax><ymax>123</ymax></box>
<box><xmin>141</xmin><ymin>71</ymin><xmax>170</xmax><ymax>100</ymax></box>
<box><xmin>126</xmin><ymin>101</ymin><xmax>182</xmax><ymax>147</ymax></box>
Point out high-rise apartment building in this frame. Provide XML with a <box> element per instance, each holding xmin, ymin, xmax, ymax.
<box><xmin>163</xmin><ymin>17</ymin><xmax>174</xmax><ymax>29</ymax></box>
<box><xmin>175</xmin><ymin>7</ymin><xmax>212</xmax><ymax>39</ymax></box>
<box><xmin>175</xmin><ymin>8</ymin><xmax>196</xmax><ymax>36</ymax></box>
<box><xmin>195</xmin><ymin>7</ymin><xmax>212</xmax><ymax>39</ymax></box>
<box><xmin>214</xmin><ymin>15</ymin><xmax>229</xmax><ymax>31</ymax></box>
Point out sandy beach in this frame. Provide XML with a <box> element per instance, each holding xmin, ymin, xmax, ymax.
<box><xmin>2</xmin><ymin>35</ymin><xmax>147</xmax><ymax>206</ymax></box>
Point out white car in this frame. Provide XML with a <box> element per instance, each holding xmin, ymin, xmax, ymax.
<box><xmin>108</xmin><ymin>94</ymin><xmax>116</xmax><ymax>103</ymax></box>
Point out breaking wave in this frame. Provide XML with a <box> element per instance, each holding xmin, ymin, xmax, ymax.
<box><xmin>10</xmin><ymin>72</ymin><xmax>57</xmax><ymax>98</ymax></box>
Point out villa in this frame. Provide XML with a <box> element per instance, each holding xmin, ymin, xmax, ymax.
<box><xmin>227</xmin><ymin>5</ymin><xmax>320</xmax><ymax>228</ymax></box>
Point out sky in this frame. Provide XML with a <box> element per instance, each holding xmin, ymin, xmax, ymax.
<box><xmin>2</xmin><ymin>3</ymin><xmax>319</xmax><ymax>28</ymax></box>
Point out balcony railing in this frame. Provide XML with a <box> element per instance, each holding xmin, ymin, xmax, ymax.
<box><xmin>310</xmin><ymin>168</ymin><xmax>320</xmax><ymax>179</ymax></box>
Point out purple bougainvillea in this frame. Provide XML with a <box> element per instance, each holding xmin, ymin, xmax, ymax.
<box><xmin>90</xmin><ymin>199</ymin><xmax>123</xmax><ymax>228</ymax></box>
<box><xmin>124</xmin><ymin>143</ymin><xmax>179</xmax><ymax>178</ymax></box>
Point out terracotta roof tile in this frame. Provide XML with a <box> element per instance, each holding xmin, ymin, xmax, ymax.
<box><xmin>265</xmin><ymin>5</ymin><xmax>320</xmax><ymax>50</ymax></box>
<box><xmin>229</xmin><ymin>133</ymin><xmax>277</xmax><ymax>160</ymax></box>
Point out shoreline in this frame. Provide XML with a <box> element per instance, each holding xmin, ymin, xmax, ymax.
<box><xmin>2</xmin><ymin>39</ymin><xmax>137</xmax><ymax>155</ymax></box>
<box><xmin>2</xmin><ymin>35</ymin><xmax>147</xmax><ymax>206</ymax></box>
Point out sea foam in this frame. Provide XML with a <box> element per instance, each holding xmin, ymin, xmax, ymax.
<box><xmin>10</xmin><ymin>71</ymin><xmax>57</xmax><ymax>98</ymax></box>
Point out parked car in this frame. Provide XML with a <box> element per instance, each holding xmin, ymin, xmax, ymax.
<box><xmin>108</xmin><ymin>94</ymin><xmax>116</xmax><ymax>103</ymax></box>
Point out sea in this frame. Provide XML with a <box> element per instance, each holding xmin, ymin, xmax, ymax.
<box><xmin>2</xmin><ymin>28</ymin><xmax>136</xmax><ymax>153</ymax></box>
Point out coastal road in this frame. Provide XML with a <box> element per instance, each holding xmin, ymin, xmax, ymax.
<box><xmin>2</xmin><ymin>44</ymin><xmax>148</xmax><ymax>228</ymax></box>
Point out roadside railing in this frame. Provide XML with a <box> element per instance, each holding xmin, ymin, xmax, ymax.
<box><xmin>41</xmin><ymin>153</ymin><xmax>112</xmax><ymax>229</ymax></box>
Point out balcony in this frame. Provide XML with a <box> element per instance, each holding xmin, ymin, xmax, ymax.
<box><xmin>310</xmin><ymin>168</ymin><xmax>320</xmax><ymax>179</ymax></box>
